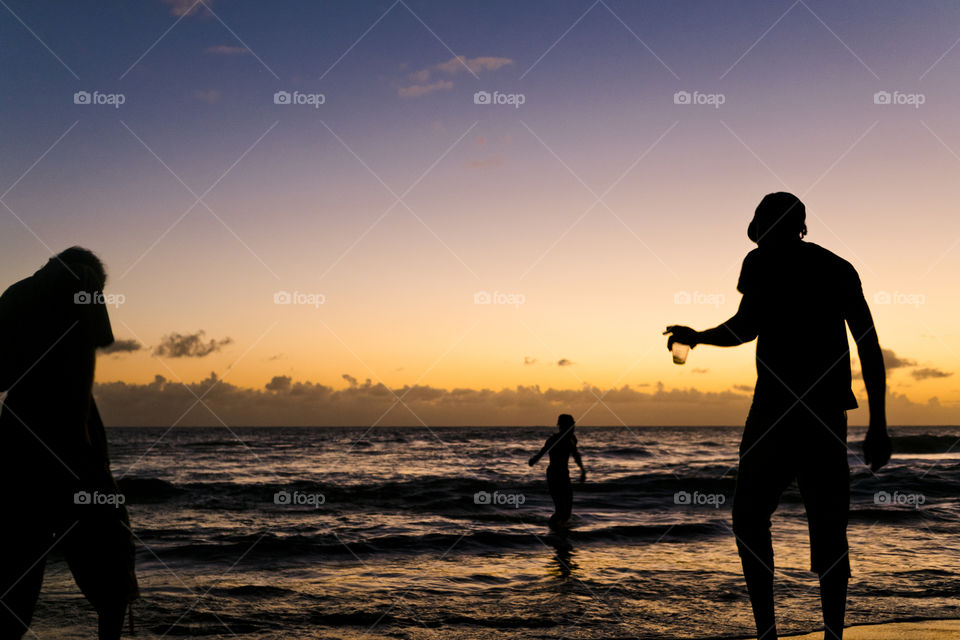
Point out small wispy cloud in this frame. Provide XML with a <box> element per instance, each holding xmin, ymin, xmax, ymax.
<box><xmin>99</xmin><ymin>339</ymin><xmax>142</xmax><ymax>355</ymax></box>
<box><xmin>911</xmin><ymin>367</ymin><xmax>953</xmax><ymax>381</ymax></box>
<box><xmin>192</xmin><ymin>89</ymin><xmax>221</xmax><ymax>104</ymax></box>
<box><xmin>882</xmin><ymin>348</ymin><xmax>916</xmax><ymax>370</ymax></box>
<box><xmin>439</xmin><ymin>56</ymin><xmax>512</xmax><ymax>75</ymax></box>
<box><xmin>398</xmin><ymin>55</ymin><xmax>513</xmax><ymax>98</ymax></box>
<box><xmin>398</xmin><ymin>79</ymin><xmax>453</xmax><ymax>98</ymax></box>
<box><xmin>557</xmin><ymin>358</ymin><xmax>574</xmax><ymax>367</ymax></box>
<box><xmin>523</xmin><ymin>356</ymin><xmax>537</xmax><ymax>365</ymax></box>
<box><xmin>466</xmin><ymin>156</ymin><xmax>504</xmax><ymax>169</ymax></box>
<box><xmin>204</xmin><ymin>45</ymin><xmax>249</xmax><ymax>55</ymax></box>
<box><xmin>154</xmin><ymin>331</ymin><xmax>232</xmax><ymax>358</ymax></box>
<box><xmin>161</xmin><ymin>0</ymin><xmax>211</xmax><ymax>17</ymax></box>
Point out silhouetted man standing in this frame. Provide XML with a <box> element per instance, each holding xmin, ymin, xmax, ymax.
<box><xmin>665</xmin><ymin>193</ymin><xmax>891</xmax><ymax>640</ymax></box>
<box><xmin>0</xmin><ymin>248</ymin><xmax>138</xmax><ymax>639</ymax></box>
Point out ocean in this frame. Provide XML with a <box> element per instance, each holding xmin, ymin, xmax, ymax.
<box><xmin>28</xmin><ymin>426</ymin><xmax>960</xmax><ymax>639</ymax></box>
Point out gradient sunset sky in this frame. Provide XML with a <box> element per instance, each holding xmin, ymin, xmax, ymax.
<box><xmin>2</xmin><ymin>0</ymin><xmax>958</xmax><ymax>425</ymax></box>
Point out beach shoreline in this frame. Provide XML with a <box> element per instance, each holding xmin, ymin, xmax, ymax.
<box><xmin>755</xmin><ymin>618</ymin><xmax>960</xmax><ymax>639</ymax></box>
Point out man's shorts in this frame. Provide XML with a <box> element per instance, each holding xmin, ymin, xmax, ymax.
<box><xmin>733</xmin><ymin>404</ymin><xmax>850</xmax><ymax>577</ymax></box>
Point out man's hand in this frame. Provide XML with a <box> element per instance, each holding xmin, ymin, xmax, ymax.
<box><xmin>664</xmin><ymin>325</ymin><xmax>699</xmax><ymax>350</ymax></box>
<box><xmin>863</xmin><ymin>425</ymin><xmax>892</xmax><ymax>472</ymax></box>
<box><xmin>579</xmin><ymin>468</ymin><xmax>587</xmax><ymax>483</ymax></box>
<box><xmin>528</xmin><ymin>455</ymin><xmax>538</xmax><ymax>467</ymax></box>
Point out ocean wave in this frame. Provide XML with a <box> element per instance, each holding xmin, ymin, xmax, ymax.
<box><xmin>148</xmin><ymin>521</ymin><xmax>729</xmax><ymax>562</ymax></box>
<box><xmin>117</xmin><ymin>473</ymin><xmax>741</xmax><ymax>509</ymax></box>
<box><xmin>890</xmin><ymin>434</ymin><xmax>960</xmax><ymax>454</ymax></box>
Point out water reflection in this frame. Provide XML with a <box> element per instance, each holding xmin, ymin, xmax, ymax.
<box><xmin>546</xmin><ymin>534</ymin><xmax>577</xmax><ymax>580</ymax></box>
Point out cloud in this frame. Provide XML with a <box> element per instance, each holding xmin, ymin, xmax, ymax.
<box><xmin>92</xmin><ymin>374</ymin><xmax>960</xmax><ymax>427</ymax></box>
<box><xmin>265</xmin><ymin>375</ymin><xmax>292</xmax><ymax>392</ymax></box>
<box><xmin>523</xmin><ymin>357</ymin><xmax>537</xmax><ymax>365</ymax></box>
<box><xmin>732</xmin><ymin>384</ymin><xmax>753</xmax><ymax>392</ymax></box>
<box><xmin>435</xmin><ymin>56</ymin><xmax>513</xmax><ymax>75</ymax></box>
<box><xmin>882</xmin><ymin>348</ymin><xmax>916</xmax><ymax>370</ymax></box>
<box><xmin>99</xmin><ymin>339</ymin><xmax>142</xmax><ymax>355</ymax></box>
<box><xmin>153</xmin><ymin>331</ymin><xmax>232</xmax><ymax>358</ymax></box>
<box><xmin>691</xmin><ymin>368</ymin><xmax>709</xmax><ymax>374</ymax></box>
<box><xmin>204</xmin><ymin>45</ymin><xmax>249</xmax><ymax>55</ymax></box>
<box><xmin>911</xmin><ymin>367</ymin><xmax>953</xmax><ymax>381</ymax></box>
<box><xmin>855</xmin><ymin>349</ymin><xmax>951</xmax><ymax>382</ymax></box>
<box><xmin>398</xmin><ymin>55</ymin><xmax>512</xmax><ymax>98</ymax></box>
<box><xmin>466</xmin><ymin>156</ymin><xmax>504</xmax><ymax>169</ymax></box>
<box><xmin>192</xmin><ymin>89</ymin><xmax>221</xmax><ymax>104</ymax></box>
<box><xmin>93</xmin><ymin>375</ymin><xmax>756</xmax><ymax>427</ymax></box>
<box><xmin>161</xmin><ymin>0</ymin><xmax>211</xmax><ymax>17</ymax></box>
<box><xmin>557</xmin><ymin>359</ymin><xmax>574</xmax><ymax>367</ymax></box>
<box><xmin>398</xmin><ymin>79</ymin><xmax>453</xmax><ymax>98</ymax></box>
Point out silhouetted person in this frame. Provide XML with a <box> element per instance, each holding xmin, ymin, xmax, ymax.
<box><xmin>0</xmin><ymin>248</ymin><xmax>138</xmax><ymax>639</ymax></box>
<box><xmin>665</xmin><ymin>193</ymin><xmax>891</xmax><ymax>640</ymax></box>
<box><xmin>529</xmin><ymin>414</ymin><xmax>586</xmax><ymax>528</ymax></box>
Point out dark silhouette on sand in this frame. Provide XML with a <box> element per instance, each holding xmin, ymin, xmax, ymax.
<box><xmin>0</xmin><ymin>248</ymin><xmax>138</xmax><ymax>639</ymax></box>
<box><xmin>665</xmin><ymin>193</ymin><xmax>891</xmax><ymax>640</ymax></box>
<box><xmin>529</xmin><ymin>414</ymin><xmax>586</xmax><ymax>528</ymax></box>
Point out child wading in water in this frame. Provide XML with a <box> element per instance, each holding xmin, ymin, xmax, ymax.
<box><xmin>529</xmin><ymin>414</ymin><xmax>586</xmax><ymax>528</ymax></box>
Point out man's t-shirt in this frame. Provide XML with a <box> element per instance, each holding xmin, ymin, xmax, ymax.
<box><xmin>0</xmin><ymin>259</ymin><xmax>115</xmax><ymax>486</ymax></box>
<box><xmin>737</xmin><ymin>241</ymin><xmax>861</xmax><ymax>414</ymax></box>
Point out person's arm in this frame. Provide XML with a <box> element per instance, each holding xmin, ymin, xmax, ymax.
<box><xmin>528</xmin><ymin>437</ymin><xmax>551</xmax><ymax>466</ymax></box>
<box><xmin>847</xmin><ymin>291</ymin><xmax>890</xmax><ymax>471</ymax></box>
<box><xmin>666</xmin><ymin>294</ymin><xmax>760</xmax><ymax>350</ymax></box>
<box><xmin>571</xmin><ymin>442</ymin><xmax>586</xmax><ymax>482</ymax></box>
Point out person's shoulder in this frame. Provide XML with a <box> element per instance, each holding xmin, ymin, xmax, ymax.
<box><xmin>742</xmin><ymin>247</ymin><xmax>762</xmax><ymax>263</ymax></box>
<box><xmin>0</xmin><ymin>276</ymin><xmax>36</xmax><ymax>307</ymax></box>
<box><xmin>803</xmin><ymin>242</ymin><xmax>858</xmax><ymax>277</ymax></box>
<box><xmin>736</xmin><ymin>248</ymin><xmax>763</xmax><ymax>293</ymax></box>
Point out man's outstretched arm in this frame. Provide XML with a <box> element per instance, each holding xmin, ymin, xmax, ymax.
<box><xmin>666</xmin><ymin>295</ymin><xmax>759</xmax><ymax>349</ymax></box>
<box><xmin>847</xmin><ymin>293</ymin><xmax>890</xmax><ymax>471</ymax></box>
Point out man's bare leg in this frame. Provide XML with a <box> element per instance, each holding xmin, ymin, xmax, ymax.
<box><xmin>820</xmin><ymin>570</ymin><xmax>847</xmax><ymax>640</ymax></box>
<box><xmin>742</xmin><ymin>559</ymin><xmax>777</xmax><ymax>640</ymax></box>
<box><xmin>97</xmin><ymin>601</ymin><xmax>127</xmax><ymax>640</ymax></box>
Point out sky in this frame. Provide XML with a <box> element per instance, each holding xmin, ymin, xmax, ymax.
<box><xmin>2</xmin><ymin>0</ymin><xmax>959</xmax><ymax>425</ymax></box>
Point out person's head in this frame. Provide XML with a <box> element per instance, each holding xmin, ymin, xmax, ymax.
<box><xmin>747</xmin><ymin>192</ymin><xmax>807</xmax><ymax>246</ymax></box>
<box><xmin>557</xmin><ymin>414</ymin><xmax>575</xmax><ymax>431</ymax></box>
<box><xmin>50</xmin><ymin>246</ymin><xmax>107</xmax><ymax>289</ymax></box>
